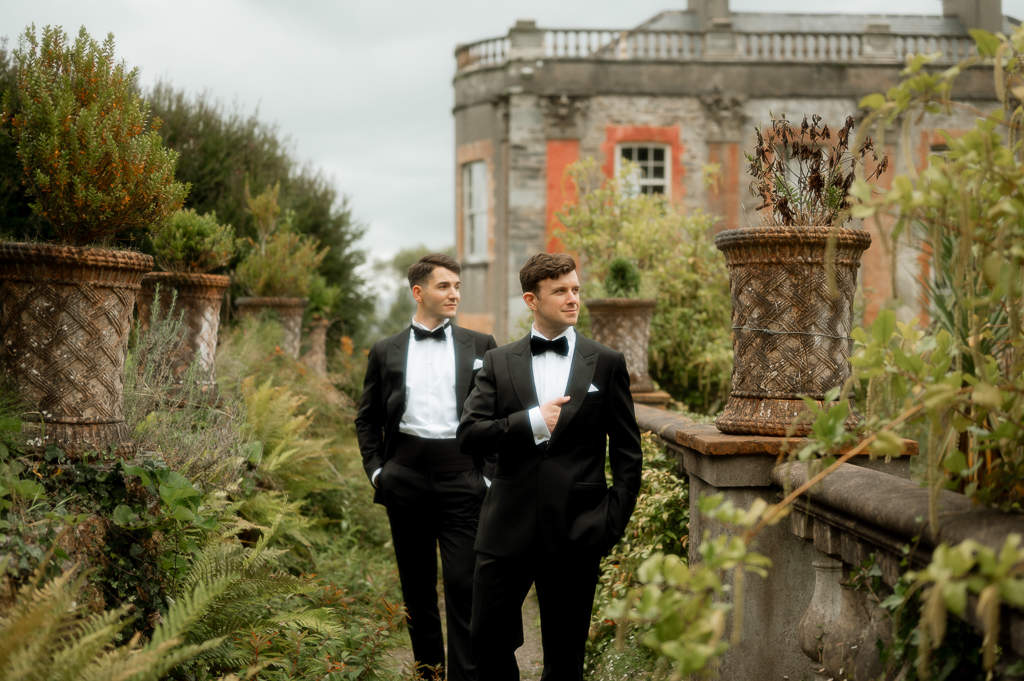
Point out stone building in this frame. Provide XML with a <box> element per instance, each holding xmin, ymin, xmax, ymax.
<box><xmin>452</xmin><ymin>0</ymin><xmax>1015</xmax><ymax>341</ymax></box>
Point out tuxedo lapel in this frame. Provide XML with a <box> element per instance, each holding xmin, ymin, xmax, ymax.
<box><xmin>548</xmin><ymin>336</ymin><xmax>599</xmax><ymax>448</ymax></box>
<box><xmin>452</xmin><ymin>325</ymin><xmax>475</xmax><ymax>405</ymax></box>
<box><xmin>507</xmin><ymin>336</ymin><xmax>538</xmax><ymax>410</ymax></box>
<box><xmin>385</xmin><ymin>328</ymin><xmax>411</xmax><ymax>428</ymax></box>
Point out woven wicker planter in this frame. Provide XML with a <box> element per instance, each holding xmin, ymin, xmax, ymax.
<box><xmin>0</xmin><ymin>243</ymin><xmax>153</xmax><ymax>457</ymax></box>
<box><xmin>136</xmin><ymin>272</ymin><xmax>230</xmax><ymax>389</ymax></box>
<box><xmin>585</xmin><ymin>297</ymin><xmax>657</xmax><ymax>393</ymax></box>
<box><xmin>714</xmin><ymin>225</ymin><xmax>871</xmax><ymax>436</ymax></box>
<box><xmin>235</xmin><ymin>297</ymin><xmax>307</xmax><ymax>359</ymax></box>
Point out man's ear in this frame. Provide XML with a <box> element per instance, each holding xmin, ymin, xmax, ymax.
<box><xmin>523</xmin><ymin>291</ymin><xmax>537</xmax><ymax>311</ymax></box>
<box><xmin>412</xmin><ymin>285</ymin><xmax>425</xmax><ymax>304</ymax></box>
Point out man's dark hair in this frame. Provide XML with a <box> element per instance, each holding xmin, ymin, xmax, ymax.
<box><xmin>408</xmin><ymin>253</ymin><xmax>461</xmax><ymax>288</ymax></box>
<box><xmin>519</xmin><ymin>253</ymin><xmax>577</xmax><ymax>295</ymax></box>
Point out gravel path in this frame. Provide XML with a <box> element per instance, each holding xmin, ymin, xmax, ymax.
<box><xmin>386</xmin><ymin>586</ymin><xmax>545</xmax><ymax>679</ymax></box>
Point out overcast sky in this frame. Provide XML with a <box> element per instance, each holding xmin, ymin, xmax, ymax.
<box><xmin>2</xmin><ymin>0</ymin><xmax>1021</xmax><ymax>264</ymax></box>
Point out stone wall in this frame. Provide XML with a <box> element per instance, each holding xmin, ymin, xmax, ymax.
<box><xmin>634</xmin><ymin>404</ymin><xmax>1024</xmax><ymax>679</ymax></box>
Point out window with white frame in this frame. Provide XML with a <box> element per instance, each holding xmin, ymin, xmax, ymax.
<box><xmin>616</xmin><ymin>144</ymin><xmax>670</xmax><ymax>196</ymax></box>
<box><xmin>462</xmin><ymin>161</ymin><xmax>489</xmax><ymax>260</ymax></box>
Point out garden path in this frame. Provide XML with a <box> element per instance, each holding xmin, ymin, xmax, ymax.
<box><xmin>386</xmin><ymin>586</ymin><xmax>544</xmax><ymax>679</ymax></box>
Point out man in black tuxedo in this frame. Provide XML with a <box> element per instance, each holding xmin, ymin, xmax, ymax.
<box><xmin>458</xmin><ymin>252</ymin><xmax>643</xmax><ymax>681</ymax></box>
<box><xmin>356</xmin><ymin>253</ymin><xmax>496</xmax><ymax>681</ymax></box>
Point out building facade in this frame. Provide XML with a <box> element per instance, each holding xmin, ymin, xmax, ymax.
<box><xmin>452</xmin><ymin>0</ymin><xmax>1015</xmax><ymax>342</ymax></box>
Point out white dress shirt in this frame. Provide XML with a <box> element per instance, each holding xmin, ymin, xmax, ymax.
<box><xmin>527</xmin><ymin>325</ymin><xmax>576</xmax><ymax>444</ymax></box>
<box><xmin>373</xmin><ymin>318</ymin><xmax>469</xmax><ymax>488</ymax></box>
<box><xmin>400</xmin><ymin>318</ymin><xmax>459</xmax><ymax>438</ymax></box>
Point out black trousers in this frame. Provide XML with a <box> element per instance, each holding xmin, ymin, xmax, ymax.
<box><xmin>380</xmin><ymin>459</ymin><xmax>486</xmax><ymax>681</ymax></box>
<box><xmin>470</xmin><ymin>543</ymin><xmax>602</xmax><ymax>681</ymax></box>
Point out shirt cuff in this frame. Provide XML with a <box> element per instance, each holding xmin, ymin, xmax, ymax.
<box><xmin>371</xmin><ymin>467</ymin><xmax>382</xmax><ymax>488</ymax></box>
<box><xmin>483</xmin><ymin>476</ymin><xmax>491</xmax><ymax>488</ymax></box>
<box><xmin>528</xmin><ymin>407</ymin><xmax>551</xmax><ymax>445</ymax></box>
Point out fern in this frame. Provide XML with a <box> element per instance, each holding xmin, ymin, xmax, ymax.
<box><xmin>241</xmin><ymin>376</ymin><xmax>340</xmax><ymax>498</ymax></box>
<box><xmin>169</xmin><ymin>515</ymin><xmax>343</xmax><ymax>671</ymax></box>
<box><xmin>0</xmin><ymin>555</ymin><xmax>225</xmax><ymax>681</ymax></box>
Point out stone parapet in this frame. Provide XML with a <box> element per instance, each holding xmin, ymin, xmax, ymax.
<box><xmin>632</xmin><ymin>403</ymin><xmax>1022</xmax><ymax>679</ymax></box>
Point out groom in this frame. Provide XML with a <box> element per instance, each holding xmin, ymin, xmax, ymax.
<box><xmin>458</xmin><ymin>252</ymin><xmax>643</xmax><ymax>681</ymax></box>
<box><xmin>356</xmin><ymin>253</ymin><xmax>496</xmax><ymax>681</ymax></box>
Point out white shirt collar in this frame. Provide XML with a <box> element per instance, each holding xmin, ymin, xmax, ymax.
<box><xmin>412</xmin><ymin>317</ymin><xmax>451</xmax><ymax>333</ymax></box>
<box><xmin>530</xmin><ymin>325</ymin><xmax>574</xmax><ymax>342</ymax></box>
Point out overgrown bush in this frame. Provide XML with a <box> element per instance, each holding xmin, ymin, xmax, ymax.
<box><xmin>556</xmin><ymin>158</ymin><xmax>732</xmax><ymax>412</ymax></box>
<box><xmin>234</xmin><ymin>184</ymin><xmax>328</xmax><ymax>298</ymax></box>
<box><xmin>1</xmin><ymin>26</ymin><xmax>187</xmax><ymax>247</ymax></box>
<box><xmin>151</xmin><ymin>208</ymin><xmax>236</xmax><ymax>273</ymax></box>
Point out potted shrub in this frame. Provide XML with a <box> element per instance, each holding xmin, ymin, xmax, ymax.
<box><xmin>557</xmin><ymin>159</ymin><xmax>697</xmax><ymax>404</ymax></box>
<box><xmin>233</xmin><ymin>183</ymin><xmax>327</xmax><ymax>358</ymax></box>
<box><xmin>583</xmin><ymin>257</ymin><xmax>658</xmax><ymax>394</ymax></box>
<box><xmin>137</xmin><ymin>208</ymin><xmax>236</xmax><ymax>391</ymax></box>
<box><xmin>300</xmin><ymin>274</ymin><xmax>342</xmax><ymax>377</ymax></box>
<box><xmin>0</xmin><ymin>26</ymin><xmax>187</xmax><ymax>457</ymax></box>
<box><xmin>714</xmin><ymin>114</ymin><xmax>887</xmax><ymax>436</ymax></box>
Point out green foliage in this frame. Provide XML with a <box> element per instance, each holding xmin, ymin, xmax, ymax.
<box><xmin>850</xmin><ymin>554</ymin><xmax>987</xmax><ymax>680</ymax></box>
<box><xmin>747</xmin><ymin>113</ymin><xmax>887</xmax><ymax>227</ymax></box>
<box><xmin>0</xmin><ymin>554</ymin><xmax>226</xmax><ymax>681</ymax></box>
<box><xmin>151</xmin><ymin>208</ymin><xmax>236</xmax><ymax>273</ymax></box>
<box><xmin>605</xmin><ymin>257</ymin><xmax>642</xmax><ymax>298</ymax></box>
<box><xmin>588</xmin><ymin>433</ymin><xmax>689</xmax><ymax>678</ymax></box>
<box><xmin>905</xmin><ymin>535</ymin><xmax>1024</xmax><ymax>676</ymax></box>
<box><xmin>124</xmin><ymin>289</ymin><xmax>250</xmax><ymax>489</ymax></box>
<box><xmin>1</xmin><ymin>26</ymin><xmax>187</xmax><ymax>247</ymax></box>
<box><xmin>556</xmin><ymin>158</ymin><xmax>733</xmax><ymax>412</ymax></box>
<box><xmin>307</xmin><ymin>273</ymin><xmax>343</xmax><ymax>320</ymax></box>
<box><xmin>0</xmin><ymin>38</ymin><xmax>42</xmax><ymax>241</ymax></box>
<box><xmin>794</xmin><ymin>25</ymin><xmax>1024</xmax><ymax>678</ymax></box>
<box><xmin>241</xmin><ymin>375</ymin><xmax>339</xmax><ymax>499</ymax></box>
<box><xmin>146</xmin><ymin>82</ymin><xmax>373</xmax><ymax>343</ymax></box>
<box><xmin>234</xmin><ymin>185</ymin><xmax>328</xmax><ymax>298</ymax></box>
<box><xmin>605</xmin><ymin>494</ymin><xmax>783</xmax><ymax>679</ymax></box>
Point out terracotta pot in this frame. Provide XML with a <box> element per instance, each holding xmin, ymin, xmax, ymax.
<box><xmin>714</xmin><ymin>225</ymin><xmax>871</xmax><ymax>436</ymax></box>
<box><xmin>584</xmin><ymin>297</ymin><xmax>657</xmax><ymax>393</ymax></box>
<box><xmin>0</xmin><ymin>243</ymin><xmax>153</xmax><ymax>458</ymax></box>
<box><xmin>234</xmin><ymin>296</ymin><xmax>307</xmax><ymax>359</ymax></box>
<box><xmin>136</xmin><ymin>272</ymin><xmax>230</xmax><ymax>389</ymax></box>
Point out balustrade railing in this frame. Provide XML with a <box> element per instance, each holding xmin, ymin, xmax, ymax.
<box><xmin>454</xmin><ymin>28</ymin><xmax>977</xmax><ymax>72</ymax></box>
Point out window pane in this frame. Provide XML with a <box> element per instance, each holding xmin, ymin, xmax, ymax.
<box><xmin>652</xmin><ymin>165</ymin><xmax>664</xmax><ymax>179</ymax></box>
<box><xmin>654</xmin><ymin>148</ymin><xmax>664</xmax><ymax>162</ymax></box>
<box><xmin>638</xmin><ymin>147</ymin><xmax>649</xmax><ymax>162</ymax></box>
<box><xmin>621</xmin><ymin>147</ymin><xmax>633</xmax><ymax>161</ymax></box>
<box><xmin>651</xmin><ymin>185</ymin><xmax>664</xmax><ymax>194</ymax></box>
<box><xmin>463</xmin><ymin>161</ymin><xmax>488</xmax><ymax>256</ymax></box>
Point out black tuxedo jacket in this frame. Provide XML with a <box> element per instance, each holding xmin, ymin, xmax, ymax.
<box><xmin>356</xmin><ymin>323</ymin><xmax>498</xmax><ymax>504</ymax></box>
<box><xmin>457</xmin><ymin>332</ymin><xmax>642</xmax><ymax>557</ymax></box>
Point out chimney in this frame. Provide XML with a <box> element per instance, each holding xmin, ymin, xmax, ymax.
<box><xmin>689</xmin><ymin>0</ymin><xmax>731</xmax><ymax>31</ymax></box>
<box><xmin>943</xmin><ymin>0</ymin><xmax>1003</xmax><ymax>33</ymax></box>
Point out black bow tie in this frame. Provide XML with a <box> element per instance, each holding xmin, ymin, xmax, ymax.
<box><xmin>530</xmin><ymin>335</ymin><xmax>569</xmax><ymax>357</ymax></box>
<box><xmin>413</xmin><ymin>324</ymin><xmax>448</xmax><ymax>342</ymax></box>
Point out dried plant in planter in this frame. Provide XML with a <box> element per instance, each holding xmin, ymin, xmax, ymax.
<box><xmin>746</xmin><ymin>114</ymin><xmax>888</xmax><ymax>227</ymax></box>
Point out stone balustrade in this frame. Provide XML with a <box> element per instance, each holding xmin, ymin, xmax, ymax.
<box><xmin>634</xmin><ymin>403</ymin><xmax>1023</xmax><ymax>680</ymax></box>
<box><xmin>454</xmin><ymin>28</ymin><xmax>976</xmax><ymax>73</ymax></box>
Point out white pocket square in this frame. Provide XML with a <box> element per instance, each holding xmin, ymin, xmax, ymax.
<box><xmin>473</xmin><ymin>358</ymin><xmax>484</xmax><ymax>370</ymax></box>
<box><xmin>588</xmin><ymin>383</ymin><xmax>599</xmax><ymax>393</ymax></box>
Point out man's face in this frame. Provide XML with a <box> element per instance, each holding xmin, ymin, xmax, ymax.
<box><xmin>527</xmin><ymin>269</ymin><xmax>580</xmax><ymax>335</ymax></box>
<box><xmin>414</xmin><ymin>266</ymin><xmax>461</xmax><ymax>322</ymax></box>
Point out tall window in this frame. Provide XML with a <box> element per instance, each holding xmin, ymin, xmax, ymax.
<box><xmin>462</xmin><ymin>161</ymin><xmax>488</xmax><ymax>260</ymax></box>
<box><xmin>616</xmin><ymin>144</ymin><xmax>670</xmax><ymax>196</ymax></box>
